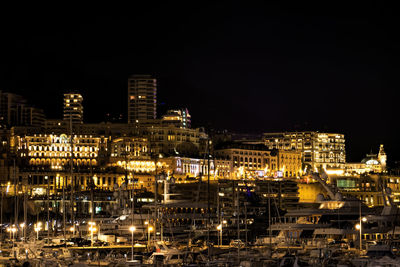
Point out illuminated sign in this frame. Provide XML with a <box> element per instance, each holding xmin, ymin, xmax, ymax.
<box><xmin>337</xmin><ymin>179</ymin><xmax>356</xmax><ymax>188</ymax></box>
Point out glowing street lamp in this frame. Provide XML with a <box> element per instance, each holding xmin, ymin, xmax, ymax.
<box><xmin>34</xmin><ymin>222</ymin><xmax>42</xmax><ymax>240</ymax></box>
<box><xmin>88</xmin><ymin>222</ymin><xmax>97</xmax><ymax>247</ymax></box>
<box><xmin>69</xmin><ymin>226</ymin><xmax>75</xmax><ymax>236</ymax></box>
<box><xmin>7</xmin><ymin>225</ymin><xmax>17</xmax><ymax>247</ymax></box>
<box><xmin>20</xmin><ymin>223</ymin><xmax>25</xmax><ymax>242</ymax></box>
<box><xmin>147</xmin><ymin>225</ymin><xmax>153</xmax><ymax>251</ymax></box>
<box><xmin>129</xmin><ymin>226</ymin><xmax>136</xmax><ymax>261</ymax></box>
<box><xmin>356</xmin><ymin>216</ymin><xmax>367</xmax><ymax>252</ymax></box>
<box><xmin>7</xmin><ymin>227</ymin><xmax>11</xmax><ymax>240</ymax></box>
<box><xmin>11</xmin><ymin>226</ymin><xmax>17</xmax><ymax>240</ymax></box>
<box><xmin>217</xmin><ymin>224</ymin><xmax>222</xmax><ymax>246</ymax></box>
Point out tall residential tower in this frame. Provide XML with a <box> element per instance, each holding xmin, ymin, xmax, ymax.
<box><xmin>63</xmin><ymin>92</ymin><xmax>83</xmax><ymax>124</ymax></box>
<box><xmin>128</xmin><ymin>75</ymin><xmax>157</xmax><ymax>123</ymax></box>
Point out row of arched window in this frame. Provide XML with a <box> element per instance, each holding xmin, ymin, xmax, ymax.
<box><xmin>29</xmin><ymin>158</ymin><xmax>97</xmax><ymax>166</ymax></box>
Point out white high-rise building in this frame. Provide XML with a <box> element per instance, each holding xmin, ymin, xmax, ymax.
<box><xmin>128</xmin><ymin>75</ymin><xmax>157</xmax><ymax>124</ymax></box>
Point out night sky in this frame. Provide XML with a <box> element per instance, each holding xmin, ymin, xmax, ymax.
<box><xmin>1</xmin><ymin>3</ymin><xmax>399</xmax><ymax>163</ymax></box>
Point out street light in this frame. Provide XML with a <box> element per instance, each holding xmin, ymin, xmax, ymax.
<box><xmin>356</xmin><ymin>216</ymin><xmax>367</xmax><ymax>252</ymax></box>
<box><xmin>69</xmin><ymin>226</ymin><xmax>75</xmax><ymax>237</ymax></box>
<box><xmin>7</xmin><ymin>225</ymin><xmax>17</xmax><ymax>248</ymax></box>
<box><xmin>147</xmin><ymin>225</ymin><xmax>153</xmax><ymax>251</ymax></box>
<box><xmin>34</xmin><ymin>222</ymin><xmax>42</xmax><ymax>241</ymax></box>
<box><xmin>217</xmin><ymin>224</ymin><xmax>222</xmax><ymax>246</ymax></box>
<box><xmin>88</xmin><ymin>222</ymin><xmax>97</xmax><ymax>247</ymax></box>
<box><xmin>7</xmin><ymin>227</ymin><xmax>11</xmax><ymax>240</ymax></box>
<box><xmin>11</xmin><ymin>225</ymin><xmax>17</xmax><ymax>242</ymax></box>
<box><xmin>20</xmin><ymin>223</ymin><xmax>25</xmax><ymax>242</ymax></box>
<box><xmin>129</xmin><ymin>226</ymin><xmax>136</xmax><ymax>261</ymax></box>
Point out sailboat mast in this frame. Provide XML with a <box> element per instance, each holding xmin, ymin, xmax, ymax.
<box><xmin>268</xmin><ymin>180</ymin><xmax>271</xmax><ymax>249</ymax></box>
<box><xmin>1</xmin><ymin>184</ymin><xmax>3</xmax><ymax>248</ymax></box>
<box><xmin>207</xmin><ymin>138</ymin><xmax>211</xmax><ymax>261</ymax></box>
<box><xmin>69</xmin><ymin>115</ymin><xmax>75</xmax><ymax>236</ymax></box>
<box><xmin>237</xmin><ymin>180</ymin><xmax>240</xmax><ymax>263</ymax></box>
<box><xmin>62</xmin><ymin>152</ymin><xmax>66</xmax><ymax>242</ymax></box>
<box><xmin>14</xmin><ymin>158</ymin><xmax>17</xmax><ymax>226</ymax></box>
<box><xmin>47</xmin><ymin>175</ymin><xmax>50</xmax><ymax>243</ymax></box>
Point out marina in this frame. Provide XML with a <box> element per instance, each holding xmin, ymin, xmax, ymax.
<box><xmin>1</xmin><ymin>169</ymin><xmax>400</xmax><ymax>266</ymax></box>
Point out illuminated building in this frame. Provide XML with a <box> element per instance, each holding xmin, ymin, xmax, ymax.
<box><xmin>63</xmin><ymin>92</ymin><xmax>83</xmax><ymax>124</ymax></box>
<box><xmin>331</xmin><ymin>175</ymin><xmax>400</xmax><ymax>207</ymax></box>
<box><xmin>345</xmin><ymin>144</ymin><xmax>387</xmax><ymax>175</ymax></box>
<box><xmin>162</xmin><ymin>108</ymin><xmax>191</xmax><ymax>128</ymax></box>
<box><xmin>169</xmin><ymin>156</ymin><xmax>214</xmax><ymax>179</ymax></box>
<box><xmin>143</xmin><ymin>125</ymin><xmax>201</xmax><ymax>155</ymax></box>
<box><xmin>274</xmin><ymin>150</ymin><xmax>303</xmax><ymax>177</ymax></box>
<box><xmin>128</xmin><ymin>75</ymin><xmax>157</xmax><ymax>124</ymax></box>
<box><xmin>214</xmin><ymin>143</ymin><xmax>302</xmax><ymax>179</ymax></box>
<box><xmin>110</xmin><ymin>137</ymin><xmax>149</xmax><ymax>158</ymax></box>
<box><xmin>214</xmin><ymin>159</ymin><xmax>232</xmax><ymax>179</ymax></box>
<box><xmin>264</xmin><ymin>131</ymin><xmax>346</xmax><ymax>171</ymax></box>
<box><xmin>13</xmin><ymin>133</ymin><xmax>107</xmax><ymax>168</ymax></box>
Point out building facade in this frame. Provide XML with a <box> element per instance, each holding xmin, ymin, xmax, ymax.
<box><xmin>0</xmin><ymin>91</ymin><xmax>45</xmax><ymax>127</ymax></box>
<box><xmin>162</xmin><ymin>108</ymin><xmax>191</xmax><ymax>128</ymax></box>
<box><xmin>127</xmin><ymin>75</ymin><xmax>157</xmax><ymax>123</ymax></box>
<box><xmin>214</xmin><ymin>144</ymin><xmax>302</xmax><ymax>179</ymax></box>
<box><xmin>141</xmin><ymin>125</ymin><xmax>201</xmax><ymax>156</ymax></box>
<box><xmin>63</xmin><ymin>93</ymin><xmax>83</xmax><ymax>124</ymax></box>
<box><xmin>345</xmin><ymin>144</ymin><xmax>387</xmax><ymax>175</ymax></box>
<box><xmin>264</xmin><ymin>131</ymin><xmax>346</xmax><ymax>171</ymax></box>
<box><xmin>13</xmin><ymin>133</ymin><xmax>107</xmax><ymax>169</ymax></box>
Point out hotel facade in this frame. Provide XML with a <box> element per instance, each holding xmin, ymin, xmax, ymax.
<box><xmin>263</xmin><ymin>131</ymin><xmax>346</xmax><ymax>171</ymax></box>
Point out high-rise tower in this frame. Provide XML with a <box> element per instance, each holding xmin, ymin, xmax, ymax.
<box><xmin>63</xmin><ymin>92</ymin><xmax>83</xmax><ymax>124</ymax></box>
<box><xmin>128</xmin><ymin>75</ymin><xmax>157</xmax><ymax>123</ymax></box>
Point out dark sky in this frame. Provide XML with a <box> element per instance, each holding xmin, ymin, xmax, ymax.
<box><xmin>1</xmin><ymin>3</ymin><xmax>399</xmax><ymax>163</ymax></box>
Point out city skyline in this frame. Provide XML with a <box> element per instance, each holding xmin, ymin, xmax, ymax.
<box><xmin>0</xmin><ymin>3</ymin><xmax>399</xmax><ymax>162</ymax></box>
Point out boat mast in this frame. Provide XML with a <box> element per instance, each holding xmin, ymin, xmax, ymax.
<box><xmin>154</xmin><ymin>152</ymin><xmax>158</xmax><ymax>244</ymax></box>
<box><xmin>70</xmin><ymin>115</ymin><xmax>75</xmax><ymax>236</ymax></box>
<box><xmin>1</xmin><ymin>183</ymin><xmax>3</xmax><ymax>249</ymax></box>
<box><xmin>207</xmin><ymin>137</ymin><xmax>211</xmax><ymax>262</ymax></box>
<box><xmin>62</xmin><ymin>153</ymin><xmax>66</xmax><ymax>242</ymax></box>
<box><xmin>47</xmin><ymin>175</ymin><xmax>50</xmax><ymax>243</ymax></box>
<box><xmin>14</xmin><ymin>158</ymin><xmax>18</xmax><ymax>227</ymax></box>
<box><xmin>237</xmin><ymin>179</ymin><xmax>240</xmax><ymax>264</ymax></box>
<box><xmin>268</xmin><ymin>180</ymin><xmax>272</xmax><ymax>250</ymax></box>
<box><xmin>90</xmin><ymin>164</ymin><xmax>94</xmax><ymax>224</ymax></box>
